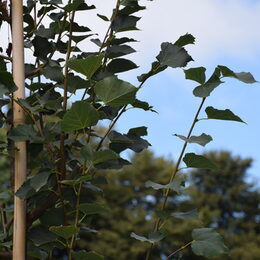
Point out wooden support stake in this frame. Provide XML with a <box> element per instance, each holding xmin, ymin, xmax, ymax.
<box><xmin>12</xmin><ymin>1</ymin><xmax>27</xmax><ymax>259</ymax></box>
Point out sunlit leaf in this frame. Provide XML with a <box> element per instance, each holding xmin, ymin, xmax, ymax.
<box><xmin>94</xmin><ymin>76</ymin><xmax>136</xmax><ymax>106</ymax></box>
<box><xmin>67</xmin><ymin>54</ymin><xmax>104</xmax><ymax>79</ymax></box>
<box><xmin>61</xmin><ymin>101</ymin><xmax>99</xmax><ymax>132</ymax></box>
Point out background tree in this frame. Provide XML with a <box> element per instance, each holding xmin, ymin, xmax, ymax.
<box><xmin>78</xmin><ymin>150</ymin><xmax>260</xmax><ymax>260</ymax></box>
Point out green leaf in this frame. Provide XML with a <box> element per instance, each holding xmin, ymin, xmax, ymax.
<box><xmin>234</xmin><ymin>72</ymin><xmax>257</xmax><ymax>83</ymax></box>
<box><xmin>61</xmin><ymin>101</ymin><xmax>99</xmax><ymax>132</ymax></box>
<box><xmin>97</xmin><ymin>13</ymin><xmax>109</xmax><ymax>21</ymax></box>
<box><xmin>92</xmin><ymin>150</ymin><xmax>119</xmax><ymax>165</ymax></box>
<box><xmin>0</xmin><ymin>192</ymin><xmax>10</xmax><ymax>201</ymax></box>
<box><xmin>94</xmin><ymin>76</ymin><xmax>136</xmax><ymax>106</ymax></box>
<box><xmin>40</xmin><ymin>208</ymin><xmax>64</xmax><ymax>226</ymax></box>
<box><xmin>111</xmin><ymin>15</ymin><xmax>140</xmax><ymax>32</ymax></box>
<box><xmin>156</xmin><ymin>42</ymin><xmax>193</xmax><ymax>68</ymax></box>
<box><xmin>108</xmin><ymin>130</ymin><xmax>150</xmax><ymax>153</ymax></box>
<box><xmin>0</xmin><ymin>71</ymin><xmax>17</xmax><ymax>95</ymax></box>
<box><xmin>42</xmin><ymin>64</ymin><xmax>64</xmax><ymax>82</ymax></box>
<box><xmin>174</xmin><ymin>133</ymin><xmax>213</xmax><ymax>147</ymax></box>
<box><xmin>28</xmin><ymin>225</ymin><xmax>58</xmax><ymax>246</ymax></box>
<box><xmin>80</xmin><ymin>144</ymin><xmax>94</xmax><ymax>161</ymax></box>
<box><xmin>145</xmin><ymin>176</ymin><xmax>185</xmax><ymax>194</ymax></box>
<box><xmin>218</xmin><ymin>65</ymin><xmax>257</xmax><ymax>83</ymax></box>
<box><xmin>191</xmin><ymin>228</ymin><xmax>229</xmax><ymax>257</ymax></box>
<box><xmin>107</xmin><ymin>58</ymin><xmax>138</xmax><ymax>73</ymax></box>
<box><xmin>30</xmin><ymin>170</ymin><xmax>52</xmax><ymax>192</ymax></box>
<box><xmin>137</xmin><ymin>61</ymin><xmax>167</xmax><ymax>82</ymax></box>
<box><xmin>78</xmin><ymin>203</ymin><xmax>106</xmax><ymax>215</ymax></box>
<box><xmin>67</xmin><ymin>54</ymin><xmax>104</xmax><ymax>79</ymax></box>
<box><xmin>32</xmin><ymin>36</ymin><xmax>53</xmax><ymax>59</ymax></box>
<box><xmin>131</xmin><ymin>99</ymin><xmax>156</xmax><ymax>112</ymax></box>
<box><xmin>184</xmin><ymin>67</ymin><xmax>206</xmax><ymax>84</ymax></box>
<box><xmin>72</xmin><ymin>250</ymin><xmax>104</xmax><ymax>260</ymax></box>
<box><xmin>49</xmin><ymin>225</ymin><xmax>79</xmax><ymax>240</ymax></box>
<box><xmin>130</xmin><ymin>231</ymin><xmax>166</xmax><ymax>244</ymax></box>
<box><xmin>171</xmin><ymin>209</ymin><xmax>198</xmax><ymax>220</ymax></box>
<box><xmin>35</xmin><ymin>26</ymin><xmax>55</xmax><ymax>39</ymax></box>
<box><xmin>205</xmin><ymin>106</ymin><xmax>245</xmax><ymax>123</ymax></box>
<box><xmin>8</xmin><ymin>124</ymin><xmax>39</xmax><ymax>142</ymax></box>
<box><xmin>183</xmin><ymin>153</ymin><xmax>218</xmax><ymax>170</ymax></box>
<box><xmin>174</xmin><ymin>33</ymin><xmax>196</xmax><ymax>47</ymax></box>
<box><xmin>106</xmin><ymin>45</ymin><xmax>135</xmax><ymax>58</ymax></box>
<box><xmin>15</xmin><ymin>180</ymin><xmax>35</xmax><ymax>200</ymax></box>
<box><xmin>128</xmin><ymin>126</ymin><xmax>147</xmax><ymax>136</ymax></box>
<box><xmin>193</xmin><ymin>69</ymin><xmax>223</xmax><ymax>97</ymax></box>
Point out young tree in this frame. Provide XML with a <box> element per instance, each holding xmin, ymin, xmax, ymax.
<box><xmin>0</xmin><ymin>0</ymin><xmax>257</xmax><ymax>259</ymax></box>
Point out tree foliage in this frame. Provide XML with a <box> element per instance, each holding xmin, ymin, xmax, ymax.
<box><xmin>0</xmin><ymin>0</ymin><xmax>257</xmax><ymax>259</ymax></box>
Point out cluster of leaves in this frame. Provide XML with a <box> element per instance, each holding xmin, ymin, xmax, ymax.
<box><xmin>0</xmin><ymin>0</ymin><xmax>257</xmax><ymax>259</ymax></box>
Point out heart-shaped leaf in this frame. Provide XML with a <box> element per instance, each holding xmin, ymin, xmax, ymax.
<box><xmin>61</xmin><ymin>101</ymin><xmax>99</xmax><ymax>132</ymax></box>
<box><xmin>191</xmin><ymin>228</ymin><xmax>229</xmax><ymax>257</ymax></box>
<box><xmin>94</xmin><ymin>76</ymin><xmax>136</xmax><ymax>106</ymax></box>
<box><xmin>67</xmin><ymin>54</ymin><xmax>104</xmax><ymax>79</ymax></box>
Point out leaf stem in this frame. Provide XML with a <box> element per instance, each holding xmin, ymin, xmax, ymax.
<box><xmin>145</xmin><ymin>97</ymin><xmax>206</xmax><ymax>259</ymax></box>
<box><xmin>166</xmin><ymin>241</ymin><xmax>194</xmax><ymax>260</ymax></box>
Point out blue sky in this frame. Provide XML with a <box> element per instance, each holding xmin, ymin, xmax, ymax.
<box><xmin>1</xmin><ymin>0</ymin><xmax>259</xmax><ymax>183</ymax></box>
<box><xmin>79</xmin><ymin>0</ymin><xmax>260</xmax><ymax>183</ymax></box>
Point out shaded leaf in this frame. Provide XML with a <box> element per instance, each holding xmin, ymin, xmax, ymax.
<box><xmin>171</xmin><ymin>209</ymin><xmax>198</xmax><ymax>220</ymax></box>
<box><xmin>94</xmin><ymin>76</ymin><xmax>136</xmax><ymax>106</ymax></box>
<box><xmin>78</xmin><ymin>203</ymin><xmax>106</xmax><ymax>215</ymax></box>
<box><xmin>174</xmin><ymin>133</ymin><xmax>212</xmax><ymax>147</ymax></box>
<box><xmin>193</xmin><ymin>69</ymin><xmax>223</xmax><ymax>97</ymax></box>
<box><xmin>0</xmin><ymin>71</ymin><xmax>17</xmax><ymax>95</ymax></box>
<box><xmin>184</xmin><ymin>67</ymin><xmax>206</xmax><ymax>84</ymax></box>
<box><xmin>49</xmin><ymin>225</ymin><xmax>79</xmax><ymax>240</ymax></box>
<box><xmin>8</xmin><ymin>124</ymin><xmax>39</xmax><ymax>142</ymax></box>
<box><xmin>106</xmin><ymin>44</ymin><xmax>135</xmax><ymax>58</ymax></box>
<box><xmin>30</xmin><ymin>170</ymin><xmax>52</xmax><ymax>192</ymax></box>
<box><xmin>174</xmin><ymin>33</ymin><xmax>196</xmax><ymax>47</ymax></box>
<box><xmin>28</xmin><ymin>225</ymin><xmax>57</xmax><ymax>246</ymax></box>
<box><xmin>128</xmin><ymin>126</ymin><xmax>147</xmax><ymax>136</ymax></box>
<box><xmin>35</xmin><ymin>26</ymin><xmax>55</xmax><ymax>39</ymax></box>
<box><xmin>67</xmin><ymin>54</ymin><xmax>104</xmax><ymax>79</ymax></box>
<box><xmin>130</xmin><ymin>231</ymin><xmax>166</xmax><ymax>243</ymax></box>
<box><xmin>156</xmin><ymin>42</ymin><xmax>193</xmax><ymax>68</ymax></box>
<box><xmin>111</xmin><ymin>15</ymin><xmax>140</xmax><ymax>32</ymax></box>
<box><xmin>205</xmin><ymin>106</ymin><xmax>245</xmax><ymax>123</ymax></box>
<box><xmin>40</xmin><ymin>208</ymin><xmax>64</xmax><ymax>226</ymax></box>
<box><xmin>183</xmin><ymin>153</ymin><xmax>218</xmax><ymax>170</ymax></box>
<box><xmin>192</xmin><ymin>228</ymin><xmax>229</xmax><ymax>257</ymax></box>
<box><xmin>61</xmin><ymin>101</ymin><xmax>99</xmax><ymax>132</ymax></box>
<box><xmin>145</xmin><ymin>176</ymin><xmax>185</xmax><ymax>194</ymax></box>
<box><xmin>218</xmin><ymin>65</ymin><xmax>257</xmax><ymax>83</ymax></box>
<box><xmin>92</xmin><ymin>150</ymin><xmax>119</xmax><ymax>165</ymax></box>
<box><xmin>137</xmin><ymin>61</ymin><xmax>167</xmax><ymax>82</ymax></box>
<box><xmin>97</xmin><ymin>13</ymin><xmax>109</xmax><ymax>21</ymax></box>
<box><xmin>72</xmin><ymin>250</ymin><xmax>104</xmax><ymax>260</ymax></box>
<box><xmin>107</xmin><ymin>58</ymin><xmax>138</xmax><ymax>73</ymax></box>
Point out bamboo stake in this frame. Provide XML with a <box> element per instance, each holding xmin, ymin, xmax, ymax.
<box><xmin>11</xmin><ymin>1</ymin><xmax>27</xmax><ymax>259</ymax></box>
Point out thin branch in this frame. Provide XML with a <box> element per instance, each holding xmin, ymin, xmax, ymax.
<box><xmin>166</xmin><ymin>241</ymin><xmax>194</xmax><ymax>260</ymax></box>
<box><xmin>145</xmin><ymin>97</ymin><xmax>206</xmax><ymax>259</ymax></box>
<box><xmin>0</xmin><ymin>54</ymin><xmax>12</xmax><ymax>61</ymax></box>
